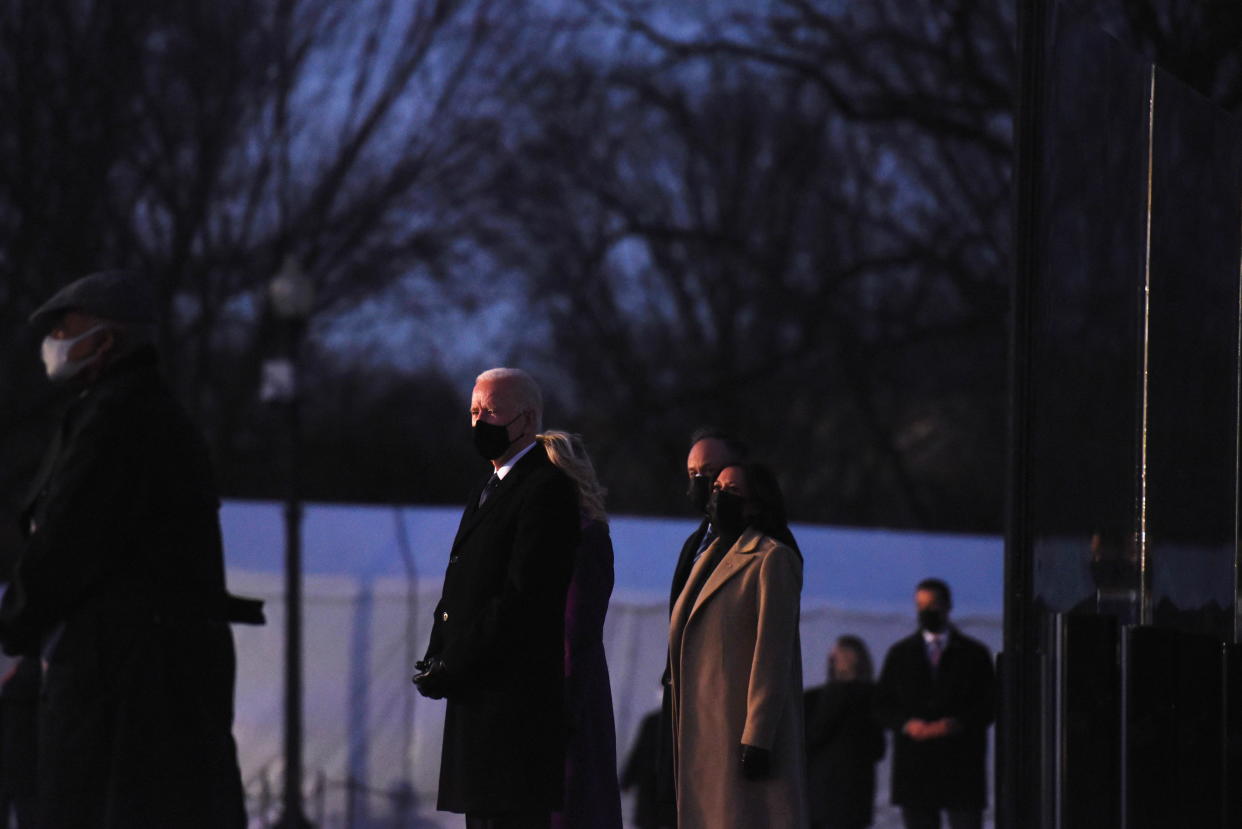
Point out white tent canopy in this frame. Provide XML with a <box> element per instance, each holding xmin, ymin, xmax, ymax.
<box><xmin>221</xmin><ymin>500</ymin><xmax>1003</xmax><ymax>828</ymax></box>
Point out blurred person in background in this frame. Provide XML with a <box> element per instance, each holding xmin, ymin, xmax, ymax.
<box><xmin>621</xmin><ymin>701</ymin><xmax>670</xmax><ymax>829</ymax></box>
<box><xmin>668</xmin><ymin>461</ymin><xmax>807</xmax><ymax>828</ymax></box>
<box><xmin>0</xmin><ymin>269</ymin><xmax>248</xmax><ymax>828</ymax></box>
<box><xmin>874</xmin><ymin>579</ymin><xmax>994</xmax><ymax>829</ymax></box>
<box><xmin>537</xmin><ymin>430</ymin><xmax>622</xmax><ymax>829</ymax></box>
<box><xmin>803</xmin><ymin>635</ymin><xmax>885</xmax><ymax>829</ymax></box>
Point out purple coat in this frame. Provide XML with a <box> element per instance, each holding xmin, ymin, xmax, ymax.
<box><xmin>552</xmin><ymin>519</ymin><xmax>623</xmax><ymax>829</ymax></box>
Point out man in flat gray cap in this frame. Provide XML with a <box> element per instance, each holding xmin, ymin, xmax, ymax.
<box><xmin>0</xmin><ymin>270</ymin><xmax>249</xmax><ymax>828</ymax></box>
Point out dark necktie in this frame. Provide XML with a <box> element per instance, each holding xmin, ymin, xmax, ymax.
<box><xmin>692</xmin><ymin>525</ymin><xmax>716</xmax><ymax>562</ymax></box>
<box><xmin>681</xmin><ymin>535</ymin><xmax>730</xmax><ymax>616</ymax></box>
<box><xmin>478</xmin><ymin>473</ymin><xmax>501</xmax><ymax>507</ymax></box>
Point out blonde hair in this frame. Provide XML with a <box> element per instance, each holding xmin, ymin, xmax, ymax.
<box><xmin>537</xmin><ymin>430</ymin><xmax>607</xmax><ymax>523</ymax></box>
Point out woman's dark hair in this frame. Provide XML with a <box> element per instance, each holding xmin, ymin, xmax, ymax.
<box><xmin>828</xmin><ymin>635</ymin><xmax>874</xmax><ymax>683</ymax></box>
<box><xmin>726</xmin><ymin>461</ymin><xmax>800</xmax><ymax>555</ymax></box>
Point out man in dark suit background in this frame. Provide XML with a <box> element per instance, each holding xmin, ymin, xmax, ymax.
<box><xmin>874</xmin><ymin>578</ymin><xmax>995</xmax><ymax>829</ymax></box>
<box><xmin>414</xmin><ymin>367</ymin><xmax>581</xmax><ymax>829</ymax></box>
<box><xmin>655</xmin><ymin>427</ymin><xmax>748</xmax><ymax>825</ymax></box>
<box><xmin>667</xmin><ymin>428</ymin><xmax>750</xmax><ymax>610</ymax></box>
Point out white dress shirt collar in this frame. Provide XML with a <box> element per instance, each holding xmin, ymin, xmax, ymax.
<box><xmin>495</xmin><ymin>439</ymin><xmax>538</xmax><ymax>480</ymax></box>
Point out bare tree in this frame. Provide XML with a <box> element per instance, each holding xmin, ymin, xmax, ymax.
<box><xmin>425</xmin><ymin>0</ymin><xmax>1014</xmax><ymax>529</ymax></box>
<box><xmin>453</xmin><ymin>21</ymin><xmax>1003</xmax><ymax>527</ymax></box>
<box><xmin>0</xmin><ymin>0</ymin><xmax>538</xmax><ymax>538</ymax></box>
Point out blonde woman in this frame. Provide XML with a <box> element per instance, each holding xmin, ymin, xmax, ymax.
<box><xmin>537</xmin><ymin>431</ymin><xmax>623</xmax><ymax>829</ymax></box>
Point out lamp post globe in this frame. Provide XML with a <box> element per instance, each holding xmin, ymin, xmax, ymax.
<box><xmin>271</xmin><ymin>254</ymin><xmax>313</xmax><ymax>829</ymax></box>
<box><xmin>269</xmin><ymin>256</ymin><xmax>315</xmax><ymax>321</ymax></box>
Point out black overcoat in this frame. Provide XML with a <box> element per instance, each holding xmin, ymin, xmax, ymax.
<box><xmin>0</xmin><ymin>348</ymin><xmax>246</xmax><ymax>828</ymax></box>
<box><xmin>656</xmin><ymin>520</ymin><xmax>709</xmax><ymax>820</ymax></box>
<box><xmin>873</xmin><ymin>628</ymin><xmax>995</xmax><ymax>811</ymax></box>
<box><xmin>667</xmin><ymin>520</ymin><xmax>709</xmax><ymax>615</ymax></box>
<box><xmin>423</xmin><ymin>445</ymin><xmax>580</xmax><ymax>814</ymax></box>
<box><xmin>803</xmin><ymin>681</ymin><xmax>885</xmax><ymax>828</ymax></box>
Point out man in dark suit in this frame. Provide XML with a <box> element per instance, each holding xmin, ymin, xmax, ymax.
<box><xmin>667</xmin><ymin>428</ymin><xmax>750</xmax><ymax>610</ymax></box>
<box><xmin>655</xmin><ymin>427</ymin><xmax>748</xmax><ymax>825</ymax></box>
<box><xmin>414</xmin><ymin>367</ymin><xmax>581</xmax><ymax>829</ymax></box>
<box><xmin>874</xmin><ymin>578</ymin><xmax>995</xmax><ymax>829</ymax></box>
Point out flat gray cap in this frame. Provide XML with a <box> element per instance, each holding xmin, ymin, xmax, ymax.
<box><xmin>29</xmin><ymin>269</ymin><xmax>157</xmax><ymax>327</ymax></box>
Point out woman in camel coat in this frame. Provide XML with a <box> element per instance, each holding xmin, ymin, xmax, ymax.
<box><xmin>668</xmin><ymin>462</ymin><xmax>808</xmax><ymax>829</ymax></box>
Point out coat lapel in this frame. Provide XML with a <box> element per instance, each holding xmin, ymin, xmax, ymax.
<box><xmin>450</xmin><ymin>478</ymin><xmax>487</xmax><ymax>551</ymax></box>
<box><xmin>686</xmin><ymin>528</ymin><xmax>764</xmax><ymax>620</ymax></box>
<box><xmin>450</xmin><ymin>444</ymin><xmax>548</xmax><ymax>552</ymax></box>
<box><xmin>928</xmin><ymin>629</ymin><xmax>961</xmax><ymax>689</ymax></box>
<box><xmin>21</xmin><ymin>392</ymin><xmax>91</xmax><ymax>521</ymax></box>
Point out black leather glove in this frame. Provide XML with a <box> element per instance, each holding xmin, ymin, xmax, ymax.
<box><xmin>739</xmin><ymin>743</ymin><xmax>771</xmax><ymax>780</ymax></box>
<box><xmin>412</xmin><ymin>657</ymin><xmax>450</xmax><ymax>699</ymax></box>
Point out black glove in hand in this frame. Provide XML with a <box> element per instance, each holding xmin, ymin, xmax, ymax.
<box><xmin>412</xmin><ymin>657</ymin><xmax>450</xmax><ymax>699</ymax></box>
<box><xmin>739</xmin><ymin>743</ymin><xmax>771</xmax><ymax>780</ymax></box>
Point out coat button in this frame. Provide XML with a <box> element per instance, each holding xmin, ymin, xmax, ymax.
<box><xmin>441</xmin><ymin>611</ymin><xmax>449</xmax><ymax>622</ymax></box>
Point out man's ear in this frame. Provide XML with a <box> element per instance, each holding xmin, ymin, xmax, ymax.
<box><xmin>97</xmin><ymin>327</ymin><xmax>117</xmax><ymax>357</ymax></box>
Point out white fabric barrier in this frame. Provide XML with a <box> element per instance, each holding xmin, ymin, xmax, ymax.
<box><xmin>229</xmin><ymin>573</ymin><xmax>1001</xmax><ymax>828</ymax></box>
<box><xmin>220</xmin><ymin>501</ymin><xmax>1003</xmax><ymax>827</ymax></box>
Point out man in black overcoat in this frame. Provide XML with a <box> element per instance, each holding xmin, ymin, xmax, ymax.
<box><xmin>0</xmin><ymin>270</ymin><xmax>248</xmax><ymax>828</ymax></box>
<box><xmin>654</xmin><ymin>427</ymin><xmax>747</xmax><ymax>826</ymax></box>
<box><xmin>874</xmin><ymin>578</ymin><xmax>995</xmax><ymax>829</ymax></box>
<box><xmin>414</xmin><ymin>367</ymin><xmax>580</xmax><ymax>829</ymax></box>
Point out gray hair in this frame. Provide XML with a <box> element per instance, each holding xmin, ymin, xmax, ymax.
<box><xmin>476</xmin><ymin>367</ymin><xmax>543</xmax><ymax>430</ymax></box>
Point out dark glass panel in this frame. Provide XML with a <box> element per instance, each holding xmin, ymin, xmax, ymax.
<box><xmin>1029</xmin><ymin>12</ymin><xmax>1149</xmax><ymax>617</ymax></box>
<box><xmin>1145</xmin><ymin>69</ymin><xmax>1242</xmax><ymax>641</ymax></box>
<box><xmin>1226</xmin><ymin>644</ymin><xmax>1242</xmax><ymax>829</ymax></box>
<box><xmin>1060</xmin><ymin>614</ymin><xmax>1120</xmax><ymax>829</ymax></box>
<box><xmin>1123</xmin><ymin>627</ymin><xmax>1223</xmax><ymax>828</ymax></box>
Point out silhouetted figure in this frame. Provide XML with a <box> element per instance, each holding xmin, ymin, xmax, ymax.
<box><xmin>414</xmin><ymin>368</ymin><xmax>580</xmax><ymax>829</ymax></box>
<box><xmin>621</xmin><ymin>709</ymin><xmax>669</xmax><ymax>829</ymax></box>
<box><xmin>804</xmin><ymin>636</ymin><xmax>885</xmax><ymax>829</ymax></box>
<box><xmin>668</xmin><ymin>462</ymin><xmax>807</xmax><ymax>828</ymax></box>
<box><xmin>875</xmin><ymin>579</ymin><xmax>994</xmax><ymax>829</ymax></box>
<box><xmin>0</xmin><ymin>656</ymin><xmax>38</xmax><ymax>828</ymax></box>
<box><xmin>539</xmin><ymin>431</ymin><xmax>622</xmax><ymax>829</ymax></box>
<box><xmin>0</xmin><ymin>270</ymin><xmax>248</xmax><ymax>828</ymax></box>
<box><xmin>1079</xmin><ymin>528</ymin><xmax>1140</xmax><ymax>623</ymax></box>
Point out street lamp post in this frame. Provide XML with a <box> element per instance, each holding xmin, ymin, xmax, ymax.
<box><xmin>264</xmin><ymin>257</ymin><xmax>315</xmax><ymax>829</ymax></box>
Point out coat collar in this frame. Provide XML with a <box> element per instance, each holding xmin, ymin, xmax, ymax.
<box><xmin>450</xmin><ymin>444</ymin><xmax>551</xmax><ymax>550</ymax></box>
<box><xmin>684</xmin><ymin>527</ymin><xmax>767</xmax><ymax>620</ymax></box>
<box><xmin>21</xmin><ymin>348</ymin><xmax>163</xmax><ymax>517</ymax></box>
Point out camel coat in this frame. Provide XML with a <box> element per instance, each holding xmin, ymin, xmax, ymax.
<box><xmin>669</xmin><ymin>528</ymin><xmax>809</xmax><ymax>829</ymax></box>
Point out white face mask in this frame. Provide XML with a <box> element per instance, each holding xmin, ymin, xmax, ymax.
<box><xmin>41</xmin><ymin>324</ymin><xmax>109</xmax><ymax>382</ymax></box>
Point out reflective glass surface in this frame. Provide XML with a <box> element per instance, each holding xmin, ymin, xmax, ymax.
<box><xmin>1145</xmin><ymin>69</ymin><xmax>1242</xmax><ymax>640</ymax></box>
<box><xmin>1029</xmin><ymin>14</ymin><xmax>1149</xmax><ymax>621</ymax></box>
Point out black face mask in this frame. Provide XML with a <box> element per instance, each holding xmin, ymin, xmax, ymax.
<box><xmin>707</xmin><ymin>489</ymin><xmax>748</xmax><ymax>539</ymax></box>
<box><xmin>472</xmin><ymin>414</ymin><xmax>521</xmax><ymax>460</ymax></box>
<box><xmin>918</xmin><ymin>608</ymin><xmax>947</xmax><ymax>634</ymax></box>
<box><xmin>687</xmin><ymin>475</ymin><xmax>712</xmax><ymax>515</ymax></box>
